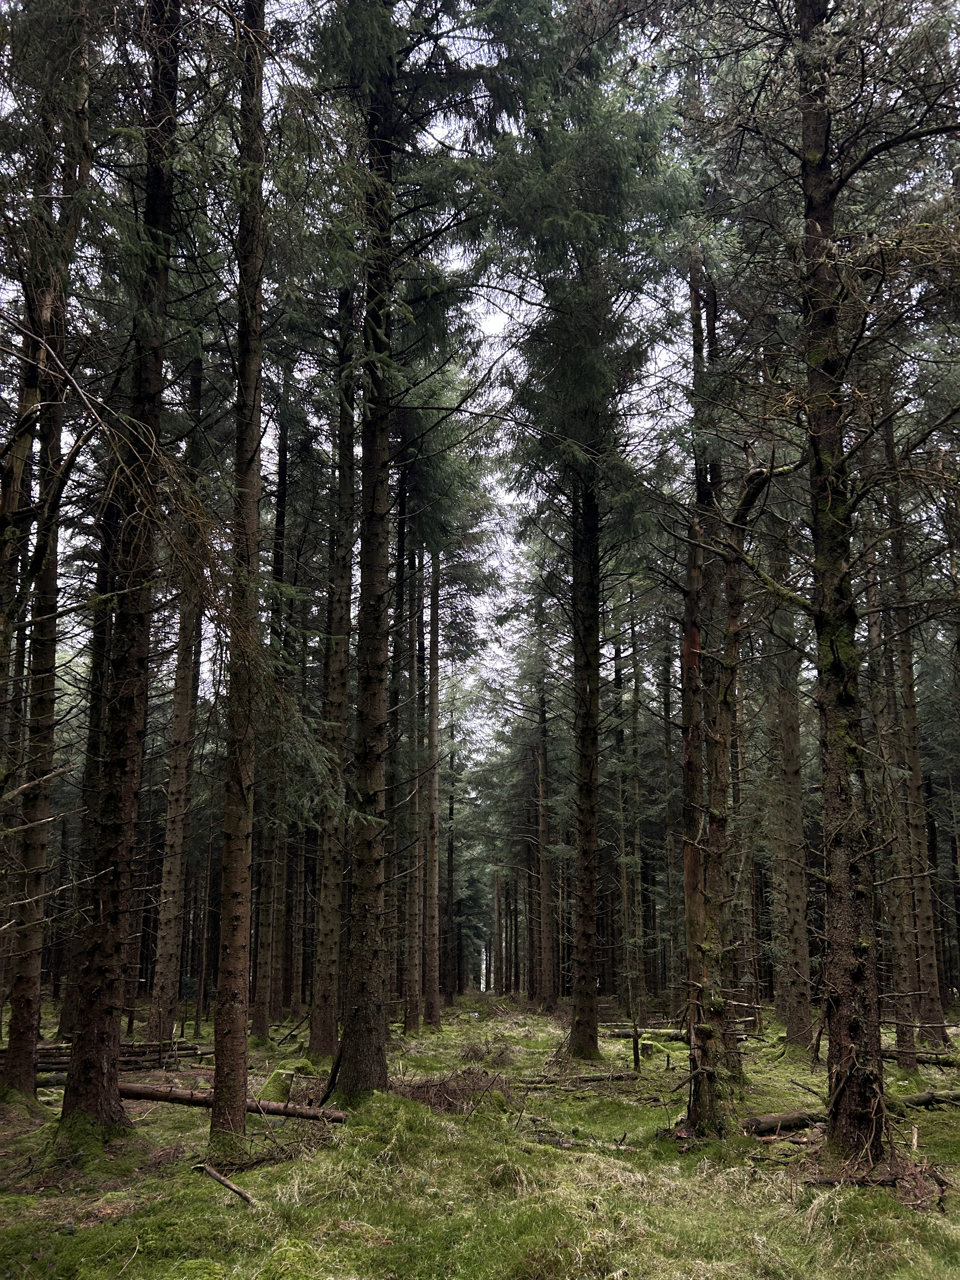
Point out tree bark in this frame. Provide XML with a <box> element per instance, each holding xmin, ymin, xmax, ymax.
<box><xmin>886</xmin><ymin>423</ymin><xmax>947</xmax><ymax>1045</ymax></box>
<box><xmin>537</xmin><ymin>671</ymin><xmax>556</xmax><ymax>1011</ymax></box>
<box><xmin>402</xmin><ymin>539</ymin><xmax>423</xmax><ymax>1031</ymax></box>
<box><xmin>422</xmin><ymin>551</ymin><xmax>442</xmax><ymax>1028</ymax></box>
<box><xmin>798</xmin><ymin>0</ymin><xmax>883</xmax><ymax>1162</ymax></box>
<box><xmin>336</xmin><ymin>57</ymin><xmax>393</xmax><ymax>1097</ymax></box>
<box><xmin>864</xmin><ymin>522</ymin><xmax>918</xmax><ymax>1069</ymax></box>
<box><xmin>682</xmin><ymin>489</ymin><xmax>719</xmax><ymax>1133</ymax></box>
<box><xmin>443</xmin><ymin>736</ymin><xmax>457</xmax><ymax>1006</ymax></box>
<box><xmin>569</xmin><ymin>463</ymin><xmax>601</xmax><ymax>1060</ymax></box>
<box><xmin>2</xmin><ymin>373</ymin><xmax>61</xmax><ymax>1097</ymax></box>
<box><xmin>2</xmin><ymin>0</ymin><xmax>91</xmax><ymax>1095</ymax></box>
<box><xmin>764</xmin><ymin>543</ymin><xmax>812</xmax><ymax>1050</ymax></box>
<box><xmin>147</xmin><ymin>584</ymin><xmax>200</xmax><ymax>1045</ymax></box>
<box><xmin>211</xmin><ymin>0</ymin><xmax>264</xmax><ymax>1138</ymax></box>
<box><xmin>309</xmin><ymin>288</ymin><xmax>355</xmax><ymax>1060</ymax></box>
<box><xmin>63</xmin><ymin>0</ymin><xmax>177</xmax><ymax>1129</ymax></box>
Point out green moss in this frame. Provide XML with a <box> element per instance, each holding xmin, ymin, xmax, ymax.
<box><xmin>0</xmin><ymin>1085</ymin><xmax>45</xmax><ymax>1117</ymax></box>
<box><xmin>257</xmin><ymin>1070</ymin><xmax>294</xmax><ymax>1103</ymax></box>
<box><xmin>3</xmin><ymin>1010</ymin><xmax>960</xmax><ymax>1280</ymax></box>
<box><xmin>275</xmin><ymin>1056</ymin><xmax>318</xmax><ymax>1076</ymax></box>
<box><xmin>52</xmin><ymin>1111</ymin><xmax>132</xmax><ymax>1167</ymax></box>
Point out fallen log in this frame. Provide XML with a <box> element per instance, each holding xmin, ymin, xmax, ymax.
<box><xmin>880</xmin><ymin>1049</ymin><xmax>959</xmax><ymax>1068</ymax></box>
<box><xmin>116</xmin><ymin>1083</ymin><xmax>347</xmax><ymax>1123</ymax></box>
<box><xmin>897</xmin><ymin>1089</ymin><xmax>960</xmax><ymax>1109</ymax></box>
<box><xmin>603</xmin><ymin>1029</ymin><xmax>687</xmax><ymax>1042</ymax></box>
<box><xmin>17</xmin><ymin>1057</ymin><xmax>205</xmax><ymax>1074</ymax></box>
<box><xmin>742</xmin><ymin>1110</ymin><xmax>825</xmax><ymax>1135</ymax></box>
<box><xmin>0</xmin><ymin>1041</ymin><xmax>205</xmax><ymax>1058</ymax></box>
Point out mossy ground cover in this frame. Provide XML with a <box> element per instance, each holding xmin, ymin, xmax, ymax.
<box><xmin>3</xmin><ymin>1004</ymin><xmax>960</xmax><ymax>1279</ymax></box>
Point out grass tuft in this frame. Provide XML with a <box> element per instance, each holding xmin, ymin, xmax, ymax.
<box><xmin>4</xmin><ymin>1002</ymin><xmax>960</xmax><ymax>1278</ymax></box>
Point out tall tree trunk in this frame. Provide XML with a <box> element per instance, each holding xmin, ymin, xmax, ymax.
<box><xmin>569</xmin><ymin>465</ymin><xmax>601</xmax><ymax>1060</ymax></box>
<box><xmin>764</xmin><ymin>536</ymin><xmax>812</xmax><ymax>1050</ymax></box>
<box><xmin>251</xmin><ymin>829</ymin><xmax>276</xmax><ymax>1038</ymax></box>
<box><xmin>2</xmin><ymin>379</ymin><xmax>61</xmax><ymax>1097</ymax></box>
<box><xmin>137</xmin><ymin>0</ymin><xmax>191</xmax><ymax>1047</ymax></box>
<box><xmin>864</xmin><ymin>522</ymin><xmax>917</xmax><ymax>1069</ymax></box>
<box><xmin>147</xmin><ymin>568</ymin><xmax>200</xmax><ymax>1044</ymax></box>
<box><xmin>336</xmin><ymin>60</ymin><xmax>394</xmax><ymax>1097</ymax></box>
<box><xmin>684</xmin><ymin>271</ymin><xmax>727</xmax><ymax>1131</ymax></box>
<box><xmin>798</xmin><ymin>0</ymin><xmax>883</xmax><ymax>1161</ymax></box>
<box><xmin>493</xmin><ymin>870</ymin><xmax>503</xmax><ymax>995</ymax></box>
<box><xmin>289</xmin><ymin>828</ymin><xmax>305</xmax><ymax>1019</ymax></box>
<box><xmin>148</xmin><ymin>357</ymin><xmax>204</xmax><ymax>1045</ymax></box>
<box><xmin>403</xmin><ymin>541</ymin><xmax>423</xmax><ymax>1033</ymax></box>
<box><xmin>886</xmin><ymin>425</ymin><xmax>946</xmax><ymax>1045</ymax></box>
<box><xmin>698</xmin><ymin>459</ymin><xmax>739</xmax><ymax>1080</ymax></box>
<box><xmin>252</xmin><ymin>396</ymin><xmax>289</xmax><ymax>1041</ymax></box>
<box><xmin>443</xmin><ymin>735</ymin><xmax>456</xmax><ymax>1007</ymax></box>
<box><xmin>537</xmin><ymin>673</ymin><xmax>556</xmax><ymax>1012</ymax></box>
<box><xmin>211</xmin><ymin>0</ymin><xmax>264</xmax><ymax>1138</ymax></box>
<box><xmin>61</xmin><ymin>402</ymin><xmax>156</xmax><ymax>1131</ymax></box>
<box><xmin>63</xmin><ymin>0</ymin><xmax>177</xmax><ymax>1130</ymax></box>
<box><xmin>657</xmin><ymin>633</ymin><xmax>678</xmax><ymax>1002</ymax></box>
<box><xmin>422</xmin><ymin>551</ymin><xmax>442</xmax><ymax>1028</ymax></box>
<box><xmin>682</xmin><ymin>495</ymin><xmax>716</xmax><ymax>1132</ymax></box>
<box><xmin>309</xmin><ymin>288</ymin><xmax>355</xmax><ymax>1060</ymax></box>
<box><xmin>2</xmin><ymin>0</ymin><xmax>91</xmax><ymax>1094</ymax></box>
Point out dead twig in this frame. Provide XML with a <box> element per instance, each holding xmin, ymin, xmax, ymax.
<box><xmin>196</xmin><ymin>1163</ymin><xmax>256</xmax><ymax>1205</ymax></box>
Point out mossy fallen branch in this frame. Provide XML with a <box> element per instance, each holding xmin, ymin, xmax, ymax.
<box><xmin>604</xmin><ymin>1029</ymin><xmax>687</xmax><ymax>1042</ymax></box>
<box><xmin>898</xmin><ymin>1090</ymin><xmax>960</xmax><ymax>1109</ymax></box>
<box><xmin>742</xmin><ymin>1110</ymin><xmax>825</xmax><ymax>1135</ymax></box>
<box><xmin>116</xmin><ymin>1083</ymin><xmax>347</xmax><ymax>1122</ymax></box>
<box><xmin>880</xmin><ymin>1050</ymin><xmax>960</xmax><ymax>1068</ymax></box>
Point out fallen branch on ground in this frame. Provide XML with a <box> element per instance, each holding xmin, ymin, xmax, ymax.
<box><xmin>603</xmin><ymin>1029</ymin><xmax>687</xmax><ymax>1042</ymax></box>
<box><xmin>897</xmin><ymin>1090</ymin><xmax>960</xmax><ymax>1109</ymax></box>
<box><xmin>880</xmin><ymin>1050</ymin><xmax>959</xmax><ymax>1068</ymax></box>
<box><xmin>196</xmin><ymin>1163</ymin><xmax>256</xmax><ymax>1204</ymax></box>
<box><xmin>117</xmin><ymin>1083</ymin><xmax>347</xmax><ymax>1123</ymax></box>
<box><xmin>742</xmin><ymin>1110</ymin><xmax>825</xmax><ymax>1135</ymax></box>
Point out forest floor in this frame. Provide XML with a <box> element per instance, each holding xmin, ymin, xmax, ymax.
<box><xmin>3</xmin><ymin>1000</ymin><xmax>960</xmax><ymax>1279</ymax></box>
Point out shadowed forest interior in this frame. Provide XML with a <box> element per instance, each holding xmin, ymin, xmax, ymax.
<box><xmin>4</xmin><ymin>0</ymin><xmax>960</xmax><ymax>1194</ymax></box>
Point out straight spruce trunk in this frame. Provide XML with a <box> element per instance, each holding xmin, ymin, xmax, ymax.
<box><xmin>211</xmin><ymin>0</ymin><xmax>264</xmax><ymax>1138</ymax></box>
<box><xmin>764</xmin><ymin>541</ymin><xmax>812</xmax><ymax>1051</ymax></box>
<box><xmin>569</xmin><ymin>465</ymin><xmax>601</xmax><ymax>1061</ymax></box>
<box><xmin>798</xmin><ymin>0</ymin><xmax>883</xmax><ymax>1161</ymax></box>
<box><xmin>147</xmin><ymin>579</ymin><xmax>200</xmax><ymax>1045</ymax></box>
<box><xmin>3</xmin><ymin>363</ymin><xmax>62</xmax><ymax>1097</ymax></box>
<box><xmin>886</xmin><ymin>423</ymin><xmax>947</xmax><ymax>1045</ymax></box>
<box><xmin>309</xmin><ymin>288</ymin><xmax>355</xmax><ymax>1061</ymax></box>
<box><xmin>422</xmin><ymin>551</ymin><xmax>442</xmax><ymax>1028</ymax></box>
<box><xmin>681</xmin><ymin>488</ymin><xmax>718</xmax><ymax>1134</ymax></box>
<box><xmin>2</xmin><ymin>0</ymin><xmax>91</xmax><ymax>1096</ymax></box>
<box><xmin>63</xmin><ymin>0</ymin><xmax>177</xmax><ymax>1130</ymax></box>
<box><xmin>443</xmin><ymin>737</ymin><xmax>456</xmax><ymax>1006</ymax></box>
<box><xmin>864</xmin><ymin>521</ymin><xmax>917</xmax><ymax>1069</ymax></box>
<box><xmin>403</xmin><ymin>541</ymin><xmax>423</xmax><ymax>1033</ymax></box>
<box><xmin>336</xmin><ymin>50</ymin><xmax>394</xmax><ymax>1097</ymax></box>
<box><xmin>537</xmin><ymin>673</ymin><xmax>556</xmax><ymax>1011</ymax></box>
<box><xmin>252</xmin><ymin>400</ymin><xmax>289</xmax><ymax>1040</ymax></box>
<box><xmin>698</xmin><ymin>459</ymin><xmax>739</xmax><ymax>1079</ymax></box>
